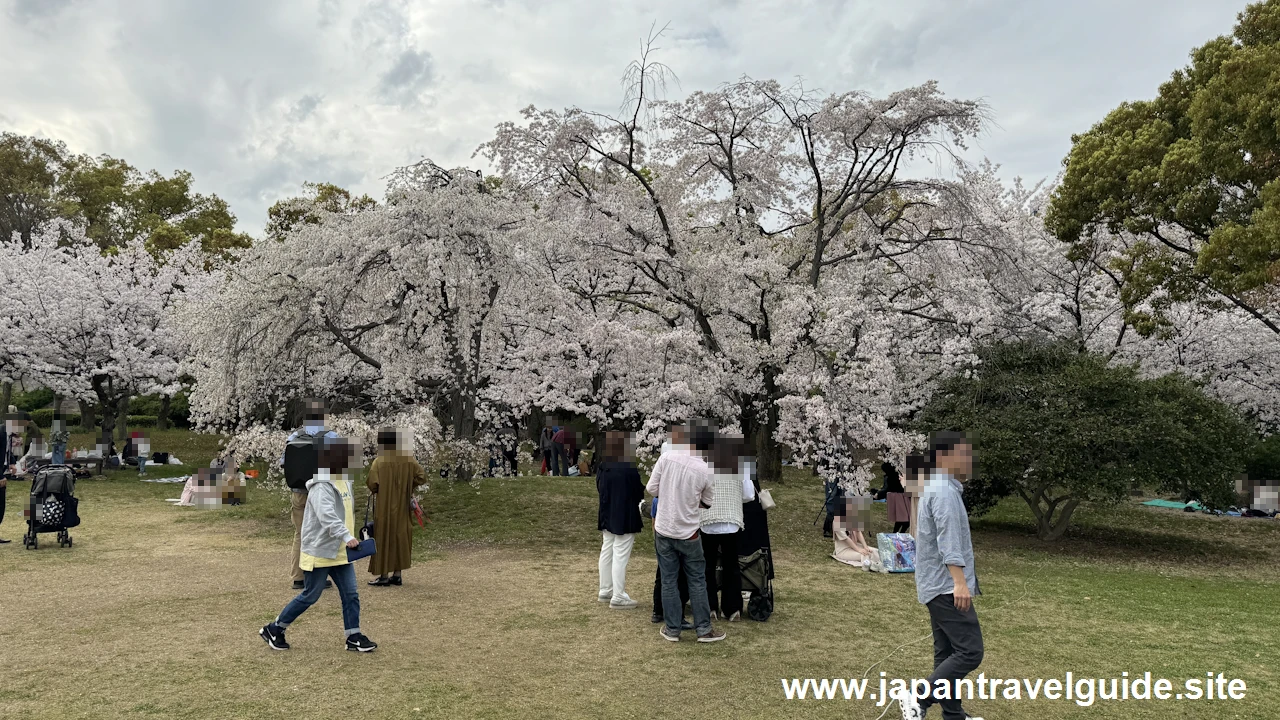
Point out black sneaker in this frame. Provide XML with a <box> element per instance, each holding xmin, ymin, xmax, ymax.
<box><xmin>291</xmin><ymin>581</ymin><xmax>304</xmax><ymax>590</ymax></box>
<box><xmin>346</xmin><ymin>633</ymin><xmax>378</xmax><ymax>652</ymax></box>
<box><xmin>259</xmin><ymin>624</ymin><xmax>289</xmax><ymax>650</ymax></box>
<box><xmin>650</xmin><ymin>612</ymin><xmax>663</xmax><ymax>624</ymax></box>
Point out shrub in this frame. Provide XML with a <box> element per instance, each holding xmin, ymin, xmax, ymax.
<box><xmin>30</xmin><ymin>409</ymin><xmax>82</xmax><ymax>428</ymax></box>
<box><xmin>13</xmin><ymin>388</ymin><xmax>55</xmax><ymax>412</ymax></box>
<box><xmin>126</xmin><ymin>415</ymin><xmax>158</xmax><ymax>428</ymax></box>
<box><xmin>916</xmin><ymin>340</ymin><xmax>1254</xmax><ymax>540</ymax></box>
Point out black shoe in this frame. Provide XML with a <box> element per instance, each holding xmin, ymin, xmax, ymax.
<box><xmin>681</xmin><ymin>619</ymin><xmax>694</xmax><ymax>631</ymax></box>
<box><xmin>650</xmin><ymin>613</ymin><xmax>663</xmax><ymax>624</ymax></box>
<box><xmin>390</xmin><ymin>576</ymin><xmax>402</xmax><ymax>586</ymax></box>
<box><xmin>259</xmin><ymin>624</ymin><xmax>289</xmax><ymax>650</ymax></box>
<box><xmin>0</xmin><ymin>539</ymin><xmax>10</xmax><ymax>544</ymax></box>
<box><xmin>291</xmin><ymin>580</ymin><xmax>304</xmax><ymax>590</ymax></box>
<box><xmin>346</xmin><ymin>633</ymin><xmax>378</xmax><ymax>652</ymax></box>
<box><xmin>369</xmin><ymin>577</ymin><xmax>392</xmax><ymax>586</ymax></box>
<box><xmin>326</xmin><ymin>580</ymin><xmax>333</xmax><ymax>589</ymax></box>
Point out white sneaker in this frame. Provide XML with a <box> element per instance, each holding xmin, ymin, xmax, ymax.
<box><xmin>597</xmin><ymin>591</ymin><xmax>612</xmax><ymax>602</ymax></box>
<box><xmin>896</xmin><ymin>690</ymin><xmax>924</xmax><ymax>720</ymax></box>
<box><xmin>609</xmin><ymin>597</ymin><xmax>639</xmax><ymax>609</ymax></box>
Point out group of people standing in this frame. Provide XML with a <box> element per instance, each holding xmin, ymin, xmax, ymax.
<box><xmin>262</xmin><ymin>401</ymin><xmax>428</xmax><ymax>653</ymax></box>
<box><xmin>594</xmin><ymin>421</ymin><xmax>765</xmax><ymax>643</ymax></box>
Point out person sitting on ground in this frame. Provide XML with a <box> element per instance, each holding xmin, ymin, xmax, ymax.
<box><xmin>595</xmin><ymin>431</ymin><xmax>645</xmax><ymax>609</ymax></box>
<box><xmin>831</xmin><ymin>493</ymin><xmax>878</xmax><ymax>569</ymax></box>
<box><xmin>366</xmin><ymin>428</ymin><xmax>428</xmax><ymax>587</ymax></box>
<box><xmin>259</xmin><ymin>436</ymin><xmax>378</xmax><ymax>653</ymax></box>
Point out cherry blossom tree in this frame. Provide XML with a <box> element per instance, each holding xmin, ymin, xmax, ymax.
<box><xmin>0</xmin><ymin>222</ymin><xmax>199</xmax><ymax>438</ymax></box>
<box><xmin>478</xmin><ymin>39</ymin><xmax>990</xmax><ymax>484</ymax></box>
<box><xmin>184</xmin><ymin>163</ymin><xmax>533</xmax><ymax>478</ymax></box>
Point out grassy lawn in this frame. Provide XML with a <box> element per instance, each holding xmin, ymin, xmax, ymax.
<box><xmin>1</xmin><ymin>430</ymin><xmax>1276</xmax><ymax>719</ymax></box>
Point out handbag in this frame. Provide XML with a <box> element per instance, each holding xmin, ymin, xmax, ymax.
<box><xmin>346</xmin><ymin>537</ymin><xmax>377</xmax><ymax>562</ymax></box>
<box><xmin>758</xmin><ymin>488</ymin><xmax>776</xmax><ymax>511</ymax></box>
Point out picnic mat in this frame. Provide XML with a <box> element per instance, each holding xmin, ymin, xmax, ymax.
<box><xmin>140</xmin><ymin>477</ymin><xmax>188</xmax><ymax>484</ymax></box>
<box><xmin>1142</xmin><ymin>499</ymin><xmax>1203</xmax><ymax>510</ymax></box>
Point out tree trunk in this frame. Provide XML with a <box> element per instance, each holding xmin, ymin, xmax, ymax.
<box><xmin>758</xmin><ymin>370</ymin><xmax>783</xmax><ymax>484</ymax></box>
<box><xmin>115</xmin><ymin>394</ymin><xmax>130</xmax><ymax>442</ymax></box>
<box><xmin>157</xmin><ymin>395</ymin><xmax>171</xmax><ymax>430</ymax></box>
<box><xmin>1</xmin><ymin>380</ymin><xmax>11</xmax><ymax>414</ymax></box>
<box><xmin>1035</xmin><ymin>498</ymin><xmax>1082</xmax><ymax>541</ymax></box>
<box><xmin>79</xmin><ymin>400</ymin><xmax>97</xmax><ymax>432</ymax></box>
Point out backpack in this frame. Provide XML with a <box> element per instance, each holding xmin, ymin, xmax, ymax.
<box><xmin>283</xmin><ymin>430</ymin><xmax>324</xmax><ymax>490</ymax></box>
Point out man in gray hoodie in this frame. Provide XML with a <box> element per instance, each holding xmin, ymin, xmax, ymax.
<box><xmin>260</xmin><ymin>437</ymin><xmax>377</xmax><ymax>652</ymax></box>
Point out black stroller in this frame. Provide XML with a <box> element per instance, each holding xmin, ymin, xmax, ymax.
<box><xmin>739</xmin><ymin>495</ymin><xmax>776</xmax><ymax>621</ymax></box>
<box><xmin>23</xmin><ymin>465</ymin><xmax>80</xmax><ymax>549</ymax></box>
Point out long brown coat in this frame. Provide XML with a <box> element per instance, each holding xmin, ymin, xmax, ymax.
<box><xmin>365</xmin><ymin>451</ymin><xmax>428</xmax><ymax>575</ymax></box>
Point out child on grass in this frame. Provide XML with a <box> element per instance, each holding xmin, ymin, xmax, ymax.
<box><xmin>259</xmin><ymin>436</ymin><xmax>378</xmax><ymax>653</ymax></box>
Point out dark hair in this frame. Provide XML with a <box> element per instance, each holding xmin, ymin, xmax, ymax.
<box><xmin>603</xmin><ymin>431</ymin><xmax>627</xmax><ymax>461</ymax></box>
<box><xmin>689</xmin><ymin>425</ymin><xmax>715</xmax><ymax>452</ymax></box>
<box><xmin>377</xmin><ymin>429</ymin><xmax>398</xmax><ymax>449</ymax></box>
<box><xmin>928</xmin><ymin>431</ymin><xmax>969</xmax><ymax>464</ymax></box>
<box><xmin>709</xmin><ymin>435</ymin><xmax>743</xmax><ymax>473</ymax></box>
<box><xmin>905</xmin><ymin>454</ymin><xmax>930</xmax><ymax>473</ymax></box>
<box><xmin>303</xmin><ymin>398</ymin><xmax>328</xmax><ymax>422</ymax></box>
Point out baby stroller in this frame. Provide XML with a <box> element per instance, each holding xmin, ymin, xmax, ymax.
<box><xmin>739</xmin><ymin>547</ymin><xmax>776</xmax><ymax>621</ymax></box>
<box><xmin>739</xmin><ymin>495</ymin><xmax>776</xmax><ymax>621</ymax></box>
<box><xmin>23</xmin><ymin>465</ymin><xmax>80</xmax><ymax>549</ymax></box>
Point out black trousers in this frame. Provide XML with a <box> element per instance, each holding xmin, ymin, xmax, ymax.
<box><xmin>652</xmin><ymin>549</ymin><xmax>689</xmax><ymax>616</ymax></box>
<box><xmin>701</xmin><ymin>530</ymin><xmax>743</xmax><ymax>616</ymax></box>
<box><xmin>893</xmin><ymin>521</ymin><xmax>910</xmax><ymax>534</ymax></box>
<box><xmin>0</xmin><ymin>482</ymin><xmax>6</xmax><ymax>529</ymax></box>
<box><xmin>921</xmin><ymin>594</ymin><xmax>985</xmax><ymax>719</ymax></box>
<box><xmin>502</xmin><ymin>449</ymin><xmax>518</xmax><ymax>474</ymax></box>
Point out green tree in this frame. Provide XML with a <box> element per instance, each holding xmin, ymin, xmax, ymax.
<box><xmin>1047</xmin><ymin>0</ymin><xmax>1280</xmax><ymax>336</ymax></box>
<box><xmin>265</xmin><ymin>181</ymin><xmax>377</xmax><ymax>240</ymax></box>
<box><xmin>0</xmin><ymin>132</ymin><xmax>70</xmax><ymax>249</ymax></box>
<box><xmin>916</xmin><ymin>341</ymin><xmax>1254</xmax><ymax>540</ymax></box>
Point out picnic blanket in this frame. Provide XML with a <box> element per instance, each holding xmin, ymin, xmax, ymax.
<box><xmin>141</xmin><ymin>476</ymin><xmax>188</xmax><ymax>484</ymax></box>
<box><xmin>1141</xmin><ymin>499</ymin><xmax>1203</xmax><ymax>510</ymax></box>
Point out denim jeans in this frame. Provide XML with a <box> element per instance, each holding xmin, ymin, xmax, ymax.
<box><xmin>274</xmin><ymin>562</ymin><xmax>362</xmax><ymax>636</ymax></box>
<box><xmin>52</xmin><ymin>444</ymin><xmax>66</xmax><ymax>465</ymax></box>
<box><xmin>655</xmin><ymin>532</ymin><xmax>712</xmax><ymax>636</ymax></box>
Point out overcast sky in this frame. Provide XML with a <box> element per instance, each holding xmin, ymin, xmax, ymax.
<box><xmin>0</xmin><ymin>0</ymin><xmax>1247</xmax><ymax>235</ymax></box>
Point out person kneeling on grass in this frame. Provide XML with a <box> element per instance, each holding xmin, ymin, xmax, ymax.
<box><xmin>260</xmin><ymin>437</ymin><xmax>378</xmax><ymax>653</ymax></box>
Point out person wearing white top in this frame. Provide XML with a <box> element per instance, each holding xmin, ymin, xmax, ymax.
<box><xmin>699</xmin><ymin>434</ymin><xmax>753</xmax><ymax>621</ymax></box>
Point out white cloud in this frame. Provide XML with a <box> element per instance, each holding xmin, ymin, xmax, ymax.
<box><xmin>0</xmin><ymin>0</ymin><xmax>1246</xmax><ymax>235</ymax></box>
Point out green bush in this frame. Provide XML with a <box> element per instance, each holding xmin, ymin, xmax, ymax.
<box><xmin>916</xmin><ymin>340</ymin><xmax>1254</xmax><ymax>540</ymax></box>
<box><xmin>1246</xmin><ymin>434</ymin><xmax>1280</xmax><ymax>482</ymax></box>
<box><xmin>13</xmin><ymin>388</ymin><xmax>55</xmax><ymax>412</ymax></box>
<box><xmin>126</xmin><ymin>415</ymin><xmax>158</xmax><ymax>428</ymax></box>
<box><xmin>129</xmin><ymin>392</ymin><xmax>191</xmax><ymax>428</ymax></box>
<box><xmin>29</xmin><ymin>409</ymin><xmax>81</xmax><ymax>428</ymax></box>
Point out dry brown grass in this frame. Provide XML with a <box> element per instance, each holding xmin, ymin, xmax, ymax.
<box><xmin>0</xmin><ymin>466</ymin><xmax>1276</xmax><ymax>719</ymax></box>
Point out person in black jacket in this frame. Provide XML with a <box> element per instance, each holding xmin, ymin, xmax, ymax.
<box><xmin>595</xmin><ymin>431</ymin><xmax>645</xmax><ymax>609</ymax></box>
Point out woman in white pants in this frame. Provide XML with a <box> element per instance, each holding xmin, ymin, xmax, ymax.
<box><xmin>595</xmin><ymin>431</ymin><xmax>645</xmax><ymax>608</ymax></box>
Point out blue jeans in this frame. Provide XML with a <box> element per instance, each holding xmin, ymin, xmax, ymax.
<box><xmin>274</xmin><ymin>562</ymin><xmax>362</xmax><ymax>636</ymax></box>
<box><xmin>655</xmin><ymin>532</ymin><xmax>712</xmax><ymax>636</ymax></box>
<box><xmin>52</xmin><ymin>444</ymin><xmax>66</xmax><ymax>465</ymax></box>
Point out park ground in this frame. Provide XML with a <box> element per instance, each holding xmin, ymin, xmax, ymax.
<box><xmin>0</xmin><ymin>429</ymin><xmax>1276</xmax><ymax>719</ymax></box>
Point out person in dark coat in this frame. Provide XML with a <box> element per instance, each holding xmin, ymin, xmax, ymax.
<box><xmin>595</xmin><ymin>431</ymin><xmax>645</xmax><ymax>608</ymax></box>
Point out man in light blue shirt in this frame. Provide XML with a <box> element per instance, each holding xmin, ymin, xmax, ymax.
<box><xmin>901</xmin><ymin>431</ymin><xmax>983</xmax><ymax>720</ymax></box>
<box><xmin>281</xmin><ymin>400</ymin><xmax>340</xmax><ymax>590</ymax></box>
